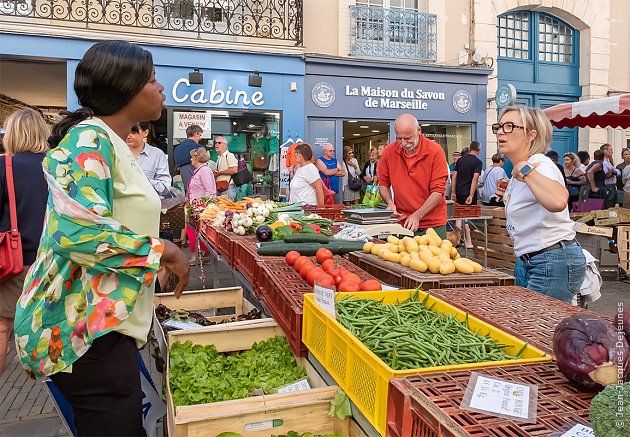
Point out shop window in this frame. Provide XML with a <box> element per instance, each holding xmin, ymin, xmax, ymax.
<box><xmin>168</xmin><ymin>109</ymin><xmax>281</xmax><ymax>199</ymax></box>
<box><xmin>420</xmin><ymin>124</ymin><xmax>472</xmax><ymax>164</ymax></box>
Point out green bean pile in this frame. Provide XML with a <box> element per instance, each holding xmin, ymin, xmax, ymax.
<box><xmin>336</xmin><ymin>293</ymin><xmax>525</xmax><ymax>370</ymax></box>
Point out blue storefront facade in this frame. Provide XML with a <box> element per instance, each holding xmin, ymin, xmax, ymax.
<box><xmin>0</xmin><ymin>32</ymin><xmax>305</xmax><ymax>198</ymax></box>
<box><xmin>304</xmin><ymin>57</ymin><xmax>492</xmax><ymax>166</ymax></box>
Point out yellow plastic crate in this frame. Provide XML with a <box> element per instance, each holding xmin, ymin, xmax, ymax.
<box><xmin>302</xmin><ymin>290</ymin><xmax>551</xmax><ymax>436</ymax></box>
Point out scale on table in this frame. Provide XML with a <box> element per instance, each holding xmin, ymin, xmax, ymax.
<box><xmin>341</xmin><ymin>208</ymin><xmax>414</xmax><ymax>237</ymax></box>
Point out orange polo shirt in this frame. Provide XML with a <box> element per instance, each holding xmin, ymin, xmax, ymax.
<box><xmin>377</xmin><ymin>136</ymin><xmax>448</xmax><ymax>228</ymax></box>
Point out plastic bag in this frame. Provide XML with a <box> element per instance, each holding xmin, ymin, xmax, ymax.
<box><xmin>160</xmin><ymin>186</ymin><xmax>185</xmax><ymax>211</ymax></box>
<box><xmin>362</xmin><ymin>185</ymin><xmax>382</xmax><ymax>207</ymax></box>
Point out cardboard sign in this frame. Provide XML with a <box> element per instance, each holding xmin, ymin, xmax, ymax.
<box><xmin>461</xmin><ymin>373</ymin><xmax>537</xmax><ymax>423</ymax></box>
<box><xmin>277</xmin><ymin>378</ymin><xmax>311</xmax><ymax>393</ymax></box>
<box><xmin>173</xmin><ymin>111</ymin><xmax>212</xmax><ymax>138</ymax></box>
<box><xmin>559</xmin><ymin>424</ymin><xmax>594</xmax><ymax>437</ymax></box>
<box><xmin>314</xmin><ymin>283</ymin><xmax>336</xmax><ymax>318</ymax></box>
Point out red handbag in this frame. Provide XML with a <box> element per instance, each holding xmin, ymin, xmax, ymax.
<box><xmin>0</xmin><ymin>155</ymin><xmax>24</xmax><ymax>282</ymax></box>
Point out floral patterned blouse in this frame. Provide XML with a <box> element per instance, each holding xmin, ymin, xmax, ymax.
<box><xmin>13</xmin><ymin>121</ymin><xmax>164</xmax><ymax>379</ymax></box>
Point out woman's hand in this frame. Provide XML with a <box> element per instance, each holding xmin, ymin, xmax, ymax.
<box><xmin>160</xmin><ymin>240</ymin><xmax>190</xmax><ymax>298</ymax></box>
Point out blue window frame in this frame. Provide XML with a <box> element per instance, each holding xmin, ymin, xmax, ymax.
<box><xmin>498</xmin><ymin>11</ymin><xmax>530</xmax><ymax>59</ymax></box>
<box><xmin>498</xmin><ymin>11</ymin><xmax>577</xmax><ymax>65</ymax></box>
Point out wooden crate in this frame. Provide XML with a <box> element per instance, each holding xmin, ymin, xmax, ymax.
<box><xmin>165</xmin><ymin>321</ymin><xmax>351</xmax><ymax>437</ymax></box>
<box><xmin>619</xmin><ymin>226</ymin><xmax>630</xmax><ymax>274</ymax></box>
<box><xmin>347</xmin><ymin>251</ymin><xmax>515</xmax><ymax>290</ymax></box>
<box><xmin>152</xmin><ymin>287</ymin><xmax>269</xmax><ymax>364</ymax></box>
<box><xmin>470</xmin><ymin>206</ymin><xmax>516</xmax><ymax>270</ymax></box>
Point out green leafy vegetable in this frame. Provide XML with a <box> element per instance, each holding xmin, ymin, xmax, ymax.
<box><xmin>590</xmin><ymin>382</ymin><xmax>630</xmax><ymax>437</ymax></box>
<box><xmin>169</xmin><ymin>336</ymin><xmax>307</xmax><ymax>407</ymax></box>
<box><xmin>328</xmin><ymin>390</ymin><xmax>351</xmax><ymax>420</ymax></box>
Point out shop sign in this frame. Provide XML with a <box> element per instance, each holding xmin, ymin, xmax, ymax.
<box><xmin>495</xmin><ymin>84</ymin><xmax>517</xmax><ymax>109</ymax></box>
<box><xmin>452</xmin><ymin>90</ymin><xmax>473</xmax><ymax>113</ymax></box>
<box><xmin>343</xmin><ymin>85</ymin><xmax>446</xmax><ymax>110</ymax></box>
<box><xmin>172</xmin><ymin>78</ymin><xmax>264</xmax><ymax>107</ymax></box>
<box><xmin>173</xmin><ymin>111</ymin><xmax>212</xmax><ymax>138</ymax></box>
<box><xmin>312</xmin><ymin>82</ymin><xmax>336</xmax><ymax>108</ymax></box>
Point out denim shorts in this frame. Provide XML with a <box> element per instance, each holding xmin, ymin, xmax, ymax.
<box><xmin>521</xmin><ymin>241</ymin><xmax>586</xmax><ymax>303</ymax></box>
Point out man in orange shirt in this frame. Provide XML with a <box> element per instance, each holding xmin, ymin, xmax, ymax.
<box><xmin>377</xmin><ymin>113</ymin><xmax>449</xmax><ymax>238</ymax></box>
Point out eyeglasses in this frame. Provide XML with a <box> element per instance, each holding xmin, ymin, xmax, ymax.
<box><xmin>492</xmin><ymin>122</ymin><xmax>525</xmax><ymax>134</ymax></box>
<box><xmin>215</xmin><ymin>141</ymin><xmax>226</xmax><ymax>145</ymax></box>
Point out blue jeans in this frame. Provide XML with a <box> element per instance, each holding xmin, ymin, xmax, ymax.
<box><xmin>217</xmin><ymin>184</ymin><xmax>236</xmax><ymax>201</ymax></box>
<box><xmin>521</xmin><ymin>242</ymin><xmax>586</xmax><ymax>303</ymax></box>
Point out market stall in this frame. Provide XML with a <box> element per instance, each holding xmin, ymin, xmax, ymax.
<box><xmin>150</xmin><ymin>195</ymin><xmax>629</xmax><ymax>437</ymax></box>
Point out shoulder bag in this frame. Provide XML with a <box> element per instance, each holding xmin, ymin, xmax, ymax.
<box><xmin>216</xmin><ymin>153</ymin><xmax>232</xmax><ymax>192</ymax></box>
<box><xmin>345</xmin><ymin>160</ymin><xmax>362</xmax><ymax>191</ymax></box>
<box><xmin>233</xmin><ymin>158</ymin><xmax>254</xmax><ymax>187</ymax></box>
<box><xmin>0</xmin><ymin>156</ymin><xmax>24</xmax><ymax>282</ymax></box>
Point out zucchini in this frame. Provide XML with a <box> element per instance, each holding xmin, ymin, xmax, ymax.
<box><xmin>326</xmin><ymin>240</ymin><xmax>366</xmax><ymax>253</ymax></box>
<box><xmin>283</xmin><ymin>234</ymin><xmax>330</xmax><ymax>244</ymax></box>
<box><xmin>256</xmin><ymin>239</ymin><xmax>365</xmax><ymax>256</ymax></box>
<box><xmin>257</xmin><ymin>243</ymin><xmax>325</xmax><ymax>256</ymax></box>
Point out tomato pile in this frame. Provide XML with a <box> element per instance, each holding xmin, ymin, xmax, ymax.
<box><xmin>285</xmin><ymin>248</ymin><xmax>382</xmax><ymax>292</ymax></box>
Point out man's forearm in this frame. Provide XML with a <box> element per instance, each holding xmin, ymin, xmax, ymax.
<box><xmin>469</xmin><ymin>175</ymin><xmax>480</xmax><ymax>197</ymax></box>
<box><xmin>379</xmin><ymin>185</ymin><xmax>393</xmax><ymax>205</ymax></box>
<box><xmin>414</xmin><ymin>192</ymin><xmax>443</xmax><ymax>219</ymax></box>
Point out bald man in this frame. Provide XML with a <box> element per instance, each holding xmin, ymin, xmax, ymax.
<box><xmin>377</xmin><ymin>113</ymin><xmax>449</xmax><ymax>237</ymax></box>
<box><xmin>315</xmin><ymin>143</ymin><xmax>345</xmax><ymax>201</ymax></box>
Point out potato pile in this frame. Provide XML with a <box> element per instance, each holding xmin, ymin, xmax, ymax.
<box><xmin>362</xmin><ymin>228</ymin><xmax>483</xmax><ymax>275</ymax></box>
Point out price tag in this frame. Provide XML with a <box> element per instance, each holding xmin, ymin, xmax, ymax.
<box><xmin>559</xmin><ymin>424</ymin><xmax>594</xmax><ymax>437</ymax></box>
<box><xmin>277</xmin><ymin>378</ymin><xmax>311</xmax><ymax>393</ymax></box>
<box><xmin>382</xmin><ymin>284</ymin><xmax>399</xmax><ymax>290</ymax></box>
<box><xmin>466</xmin><ymin>374</ymin><xmax>533</xmax><ymax>420</ymax></box>
<box><xmin>314</xmin><ymin>283</ymin><xmax>337</xmax><ymax>319</ymax></box>
<box><xmin>162</xmin><ymin>319</ymin><xmax>204</xmax><ymax>330</ymax></box>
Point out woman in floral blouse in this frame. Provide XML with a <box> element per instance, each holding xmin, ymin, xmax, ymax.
<box><xmin>13</xmin><ymin>41</ymin><xmax>189</xmax><ymax>436</ymax></box>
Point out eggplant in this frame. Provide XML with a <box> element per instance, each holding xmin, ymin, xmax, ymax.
<box><xmin>255</xmin><ymin>225</ymin><xmax>273</xmax><ymax>242</ymax></box>
<box><xmin>553</xmin><ymin>314</ymin><xmax>630</xmax><ymax>390</ymax></box>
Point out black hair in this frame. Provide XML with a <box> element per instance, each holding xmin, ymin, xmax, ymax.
<box><xmin>577</xmin><ymin>150</ymin><xmax>590</xmax><ymax>164</ymax></box>
<box><xmin>49</xmin><ymin>40</ymin><xmax>153</xmax><ymax>148</ymax></box>
<box><xmin>131</xmin><ymin>121</ymin><xmax>152</xmax><ymax>133</ymax></box>
<box><xmin>469</xmin><ymin>141</ymin><xmax>480</xmax><ymax>152</ymax></box>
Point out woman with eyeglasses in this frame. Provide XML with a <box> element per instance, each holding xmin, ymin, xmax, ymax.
<box><xmin>493</xmin><ymin>106</ymin><xmax>585</xmax><ymax>303</ymax></box>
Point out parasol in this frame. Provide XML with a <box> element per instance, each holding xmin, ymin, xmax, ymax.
<box><xmin>543</xmin><ymin>93</ymin><xmax>630</xmax><ymax>129</ymax></box>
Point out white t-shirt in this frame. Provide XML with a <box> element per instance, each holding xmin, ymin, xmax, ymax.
<box><xmin>479</xmin><ymin>165</ymin><xmax>507</xmax><ymax>203</ymax></box>
<box><xmin>504</xmin><ymin>154</ymin><xmax>576</xmax><ymax>257</ymax></box>
<box><xmin>289</xmin><ymin>163</ymin><xmax>320</xmax><ymax>205</ymax></box>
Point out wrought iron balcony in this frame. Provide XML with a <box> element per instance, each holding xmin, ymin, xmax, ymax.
<box><xmin>349</xmin><ymin>4</ymin><xmax>436</xmax><ymax>61</ymax></box>
<box><xmin>0</xmin><ymin>0</ymin><xmax>302</xmax><ymax>45</ymax></box>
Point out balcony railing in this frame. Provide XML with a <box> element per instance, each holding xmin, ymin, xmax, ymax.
<box><xmin>349</xmin><ymin>4</ymin><xmax>436</xmax><ymax>61</ymax></box>
<box><xmin>0</xmin><ymin>0</ymin><xmax>303</xmax><ymax>45</ymax></box>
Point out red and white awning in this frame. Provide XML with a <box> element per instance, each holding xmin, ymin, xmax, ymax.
<box><xmin>543</xmin><ymin>93</ymin><xmax>630</xmax><ymax>129</ymax></box>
